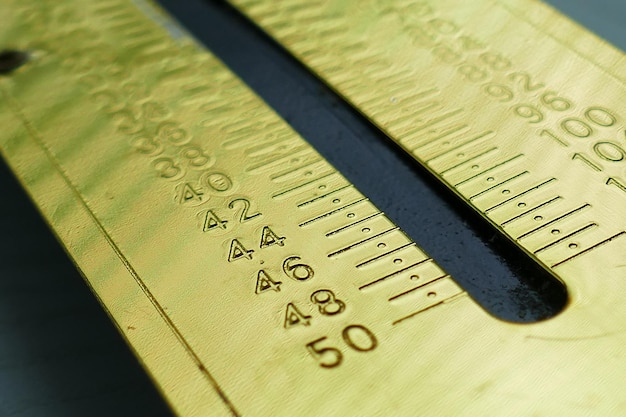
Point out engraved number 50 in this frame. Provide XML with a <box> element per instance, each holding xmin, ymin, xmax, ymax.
<box><xmin>306</xmin><ymin>325</ymin><xmax>378</xmax><ymax>369</ymax></box>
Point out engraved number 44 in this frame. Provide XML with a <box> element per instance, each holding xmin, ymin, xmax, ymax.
<box><xmin>227</xmin><ymin>226</ymin><xmax>286</xmax><ymax>262</ymax></box>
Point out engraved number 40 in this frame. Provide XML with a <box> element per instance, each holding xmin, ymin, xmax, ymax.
<box><xmin>306</xmin><ymin>325</ymin><xmax>378</xmax><ymax>369</ymax></box>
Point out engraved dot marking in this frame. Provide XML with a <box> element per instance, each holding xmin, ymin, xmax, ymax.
<box><xmin>291</xmin><ymin>158</ymin><xmax>300</xmax><ymax>163</ymax></box>
<box><xmin>457</xmin><ymin>153</ymin><xmax>465</xmax><ymax>158</ymax></box>
<box><xmin>108</xmin><ymin>66</ymin><xmax>123</xmax><ymax>76</ymax></box>
<box><xmin>410</xmin><ymin>274</ymin><xmax>420</xmax><ymax>281</ymax></box>
<box><xmin>361</xmin><ymin>227</ymin><xmax>371</xmax><ymax>233</ymax></box>
<box><xmin>518</xmin><ymin>202</ymin><xmax>526</xmax><ymax>208</ymax></box>
<box><xmin>304</xmin><ymin>171</ymin><xmax>313</xmax><ymax>176</ymax></box>
<box><xmin>471</xmin><ymin>165</ymin><xmax>480</xmax><ymax>170</ymax></box>
<box><xmin>332</xmin><ymin>198</ymin><xmax>341</xmax><ymax>204</ymax></box>
<box><xmin>319</xmin><ymin>185</ymin><xmax>327</xmax><ymax>190</ymax></box>
<box><xmin>487</xmin><ymin>177</ymin><xmax>495</xmax><ymax>182</ymax></box>
<box><xmin>551</xmin><ymin>229</ymin><xmax>560</xmax><ymax>235</ymax></box>
<box><xmin>534</xmin><ymin>215</ymin><xmax>543</xmax><ymax>221</ymax></box>
<box><xmin>427</xmin><ymin>292</ymin><xmax>437</xmax><ymax>298</ymax></box>
<box><xmin>347</xmin><ymin>213</ymin><xmax>355</xmax><ymax>218</ymax></box>
<box><xmin>377</xmin><ymin>243</ymin><xmax>386</xmax><ymax>249</ymax></box>
<box><xmin>442</xmin><ymin>141</ymin><xmax>450</xmax><ymax>146</ymax></box>
<box><xmin>0</xmin><ymin>49</ymin><xmax>29</xmax><ymax>74</ymax></box>
<box><xmin>569</xmin><ymin>243</ymin><xmax>579</xmax><ymax>249</ymax></box>
<box><xmin>393</xmin><ymin>258</ymin><xmax>403</xmax><ymax>265</ymax></box>
<box><xmin>390</xmin><ymin>96</ymin><xmax>398</xmax><ymax>103</ymax></box>
<box><xmin>502</xmin><ymin>189</ymin><xmax>511</xmax><ymax>194</ymax></box>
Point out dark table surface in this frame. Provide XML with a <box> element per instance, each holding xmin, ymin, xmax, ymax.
<box><xmin>0</xmin><ymin>1</ymin><xmax>624</xmax><ymax>416</ymax></box>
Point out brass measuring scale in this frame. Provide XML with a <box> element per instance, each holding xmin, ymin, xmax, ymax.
<box><xmin>1</xmin><ymin>0</ymin><xmax>625</xmax><ymax>415</ymax></box>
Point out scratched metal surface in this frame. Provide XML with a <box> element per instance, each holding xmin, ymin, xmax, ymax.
<box><xmin>0</xmin><ymin>1</ymin><xmax>623</xmax><ymax>416</ymax></box>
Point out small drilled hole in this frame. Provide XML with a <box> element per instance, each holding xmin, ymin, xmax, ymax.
<box><xmin>0</xmin><ymin>49</ymin><xmax>29</xmax><ymax>75</ymax></box>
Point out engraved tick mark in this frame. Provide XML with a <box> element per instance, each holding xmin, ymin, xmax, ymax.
<box><xmin>536</xmin><ymin>223</ymin><xmax>597</xmax><ymax>254</ymax></box>
<box><xmin>552</xmin><ymin>232</ymin><xmax>626</xmax><ymax>268</ymax></box>
<box><xmin>0</xmin><ymin>49</ymin><xmax>29</xmax><ymax>74</ymax></box>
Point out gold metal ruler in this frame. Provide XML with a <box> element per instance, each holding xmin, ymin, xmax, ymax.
<box><xmin>236</xmin><ymin>0</ymin><xmax>626</xmax><ymax>413</ymax></box>
<box><xmin>1</xmin><ymin>1</ymin><xmax>467</xmax><ymax>416</ymax></box>
<box><xmin>1</xmin><ymin>1</ymin><xmax>625</xmax><ymax>417</ymax></box>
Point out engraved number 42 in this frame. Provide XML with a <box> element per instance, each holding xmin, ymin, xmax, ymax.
<box><xmin>202</xmin><ymin>198</ymin><xmax>262</xmax><ymax>232</ymax></box>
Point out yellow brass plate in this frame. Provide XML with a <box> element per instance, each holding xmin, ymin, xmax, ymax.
<box><xmin>0</xmin><ymin>1</ymin><xmax>469</xmax><ymax>416</ymax></box>
<box><xmin>2</xmin><ymin>1</ymin><xmax>626</xmax><ymax>417</ymax></box>
<box><xmin>238</xmin><ymin>0</ymin><xmax>626</xmax><ymax>414</ymax></box>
